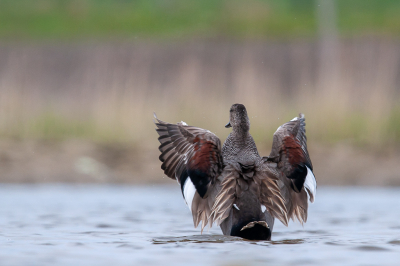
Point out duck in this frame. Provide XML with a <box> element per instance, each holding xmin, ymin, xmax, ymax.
<box><xmin>154</xmin><ymin>103</ymin><xmax>316</xmax><ymax>240</ymax></box>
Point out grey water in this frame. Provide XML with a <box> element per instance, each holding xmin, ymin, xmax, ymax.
<box><xmin>1</xmin><ymin>184</ymin><xmax>400</xmax><ymax>266</ymax></box>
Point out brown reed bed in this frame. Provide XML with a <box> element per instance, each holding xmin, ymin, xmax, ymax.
<box><xmin>0</xmin><ymin>38</ymin><xmax>399</xmax><ymax>184</ymax></box>
<box><xmin>0</xmin><ymin>38</ymin><xmax>399</xmax><ymax>146</ymax></box>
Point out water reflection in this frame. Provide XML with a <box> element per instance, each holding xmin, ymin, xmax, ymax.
<box><xmin>1</xmin><ymin>185</ymin><xmax>400</xmax><ymax>266</ymax></box>
<box><xmin>153</xmin><ymin>235</ymin><xmax>242</xmax><ymax>244</ymax></box>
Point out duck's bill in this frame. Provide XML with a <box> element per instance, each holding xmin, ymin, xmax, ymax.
<box><xmin>225</xmin><ymin>122</ymin><xmax>232</xmax><ymax>128</ymax></box>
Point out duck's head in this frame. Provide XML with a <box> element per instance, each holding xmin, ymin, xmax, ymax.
<box><xmin>225</xmin><ymin>104</ymin><xmax>250</xmax><ymax>132</ymax></box>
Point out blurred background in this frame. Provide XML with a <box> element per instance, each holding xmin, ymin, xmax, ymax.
<box><xmin>0</xmin><ymin>0</ymin><xmax>399</xmax><ymax>185</ymax></box>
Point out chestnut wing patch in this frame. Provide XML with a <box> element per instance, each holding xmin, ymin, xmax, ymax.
<box><xmin>154</xmin><ymin>115</ymin><xmax>223</xmax><ymax>199</ymax></box>
<box><xmin>187</xmin><ymin>137</ymin><xmax>222</xmax><ymax>197</ymax></box>
<box><xmin>282</xmin><ymin>136</ymin><xmax>312</xmax><ymax>193</ymax></box>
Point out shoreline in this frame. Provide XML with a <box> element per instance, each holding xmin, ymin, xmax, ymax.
<box><xmin>0</xmin><ymin>139</ymin><xmax>399</xmax><ymax>186</ymax></box>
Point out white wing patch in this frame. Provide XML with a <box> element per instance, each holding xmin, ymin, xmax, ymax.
<box><xmin>261</xmin><ymin>205</ymin><xmax>266</xmax><ymax>213</ymax></box>
<box><xmin>183</xmin><ymin>177</ymin><xmax>196</xmax><ymax>211</ymax></box>
<box><xmin>304</xmin><ymin>166</ymin><xmax>317</xmax><ymax>203</ymax></box>
<box><xmin>180</xmin><ymin>121</ymin><xmax>188</xmax><ymax>126</ymax></box>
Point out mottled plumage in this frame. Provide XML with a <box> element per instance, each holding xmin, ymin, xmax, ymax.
<box><xmin>154</xmin><ymin>104</ymin><xmax>316</xmax><ymax>240</ymax></box>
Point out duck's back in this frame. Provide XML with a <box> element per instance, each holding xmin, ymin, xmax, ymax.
<box><xmin>222</xmin><ymin>132</ymin><xmax>260</xmax><ymax>167</ymax></box>
<box><xmin>219</xmin><ymin>131</ymin><xmax>277</xmax><ymax>239</ymax></box>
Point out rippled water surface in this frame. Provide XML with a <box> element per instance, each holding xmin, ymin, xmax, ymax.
<box><xmin>1</xmin><ymin>185</ymin><xmax>400</xmax><ymax>266</ymax></box>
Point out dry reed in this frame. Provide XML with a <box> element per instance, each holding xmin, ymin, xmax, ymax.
<box><xmin>0</xmin><ymin>38</ymin><xmax>399</xmax><ymax>149</ymax></box>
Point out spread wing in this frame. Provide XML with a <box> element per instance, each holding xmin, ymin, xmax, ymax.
<box><xmin>154</xmin><ymin>114</ymin><xmax>224</xmax><ymax>231</ymax></box>
<box><xmin>264</xmin><ymin>114</ymin><xmax>316</xmax><ymax>224</ymax></box>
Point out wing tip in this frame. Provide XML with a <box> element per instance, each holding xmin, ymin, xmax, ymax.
<box><xmin>291</xmin><ymin>113</ymin><xmax>305</xmax><ymax>122</ymax></box>
<box><xmin>177</xmin><ymin>121</ymin><xmax>188</xmax><ymax>126</ymax></box>
<box><xmin>153</xmin><ymin>112</ymin><xmax>162</xmax><ymax>125</ymax></box>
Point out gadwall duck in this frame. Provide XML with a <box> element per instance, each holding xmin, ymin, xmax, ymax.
<box><xmin>154</xmin><ymin>103</ymin><xmax>316</xmax><ymax>240</ymax></box>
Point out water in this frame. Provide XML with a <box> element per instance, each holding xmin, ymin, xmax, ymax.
<box><xmin>1</xmin><ymin>184</ymin><xmax>400</xmax><ymax>266</ymax></box>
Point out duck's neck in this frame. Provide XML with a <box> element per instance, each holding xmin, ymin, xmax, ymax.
<box><xmin>232</xmin><ymin>126</ymin><xmax>250</xmax><ymax>139</ymax></box>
